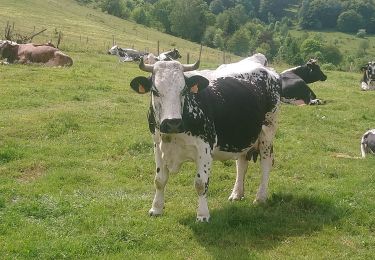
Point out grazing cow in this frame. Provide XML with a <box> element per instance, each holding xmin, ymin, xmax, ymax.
<box><xmin>0</xmin><ymin>41</ymin><xmax>72</xmax><ymax>66</ymax></box>
<box><xmin>280</xmin><ymin>59</ymin><xmax>327</xmax><ymax>105</ymax></box>
<box><xmin>129</xmin><ymin>53</ymin><xmax>281</xmax><ymax>221</ymax></box>
<box><xmin>361</xmin><ymin>129</ymin><xmax>375</xmax><ymax>157</ymax></box>
<box><xmin>360</xmin><ymin>61</ymin><xmax>375</xmax><ymax>91</ymax></box>
<box><xmin>157</xmin><ymin>48</ymin><xmax>182</xmax><ymax>61</ymax></box>
<box><xmin>108</xmin><ymin>45</ymin><xmax>148</xmax><ymax>62</ymax></box>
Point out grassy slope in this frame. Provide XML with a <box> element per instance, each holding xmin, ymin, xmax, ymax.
<box><xmin>0</xmin><ymin>0</ymin><xmax>237</xmax><ymax>67</ymax></box>
<box><xmin>0</xmin><ymin>0</ymin><xmax>375</xmax><ymax>259</ymax></box>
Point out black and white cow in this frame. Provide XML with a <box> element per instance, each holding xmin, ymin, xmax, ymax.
<box><xmin>129</xmin><ymin>54</ymin><xmax>281</xmax><ymax>221</ymax></box>
<box><xmin>361</xmin><ymin>129</ymin><xmax>375</xmax><ymax>157</ymax></box>
<box><xmin>360</xmin><ymin>61</ymin><xmax>375</xmax><ymax>91</ymax></box>
<box><xmin>108</xmin><ymin>45</ymin><xmax>148</xmax><ymax>62</ymax></box>
<box><xmin>157</xmin><ymin>48</ymin><xmax>182</xmax><ymax>61</ymax></box>
<box><xmin>280</xmin><ymin>59</ymin><xmax>327</xmax><ymax>105</ymax></box>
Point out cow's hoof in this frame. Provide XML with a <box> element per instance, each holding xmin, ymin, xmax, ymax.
<box><xmin>253</xmin><ymin>197</ymin><xmax>267</xmax><ymax>205</ymax></box>
<box><xmin>228</xmin><ymin>193</ymin><xmax>244</xmax><ymax>201</ymax></box>
<box><xmin>196</xmin><ymin>216</ymin><xmax>210</xmax><ymax>222</ymax></box>
<box><xmin>149</xmin><ymin>208</ymin><xmax>163</xmax><ymax>217</ymax></box>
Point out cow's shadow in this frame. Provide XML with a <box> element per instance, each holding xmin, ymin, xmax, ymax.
<box><xmin>180</xmin><ymin>193</ymin><xmax>344</xmax><ymax>257</ymax></box>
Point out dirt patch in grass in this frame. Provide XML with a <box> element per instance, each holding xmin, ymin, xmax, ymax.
<box><xmin>18</xmin><ymin>162</ymin><xmax>47</xmax><ymax>183</ymax></box>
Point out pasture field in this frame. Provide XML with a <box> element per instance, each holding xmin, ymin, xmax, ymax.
<box><xmin>1</xmin><ymin>47</ymin><xmax>375</xmax><ymax>260</ymax></box>
<box><xmin>1</xmin><ymin>0</ymin><xmax>375</xmax><ymax>259</ymax></box>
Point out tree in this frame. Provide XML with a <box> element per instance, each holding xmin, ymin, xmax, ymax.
<box><xmin>209</xmin><ymin>0</ymin><xmax>224</xmax><ymax>14</ymax></box>
<box><xmin>152</xmin><ymin>0</ymin><xmax>174</xmax><ymax>33</ymax></box>
<box><xmin>300</xmin><ymin>38</ymin><xmax>323</xmax><ymax>60</ymax></box>
<box><xmin>337</xmin><ymin>10</ymin><xmax>363</xmax><ymax>33</ymax></box>
<box><xmin>169</xmin><ymin>0</ymin><xmax>209</xmax><ymax>42</ymax></box>
<box><xmin>299</xmin><ymin>0</ymin><xmax>343</xmax><ymax>29</ymax></box>
<box><xmin>226</xmin><ymin>28</ymin><xmax>250</xmax><ymax>55</ymax></box>
<box><xmin>322</xmin><ymin>45</ymin><xmax>342</xmax><ymax>65</ymax></box>
<box><xmin>358</xmin><ymin>40</ymin><xmax>370</xmax><ymax>55</ymax></box>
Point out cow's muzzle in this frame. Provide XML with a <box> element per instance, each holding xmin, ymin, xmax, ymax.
<box><xmin>160</xmin><ymin>119</ymin><xmax>184</xmax><ymax>134</ymax></box>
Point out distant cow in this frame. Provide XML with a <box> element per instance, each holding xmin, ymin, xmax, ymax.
<box><xmin>360</xmin><ymin>61</ymin><xmax>375</xmax><ymax>91</ymax></box>
<box><xmin>361</xmin><ymin>129</ymin><xmax>375</xmax><ymax>157</ymax></box>
<box><xmin>280</xmin><ymin>59</ymin><xmax>327</xmax><ymax>105</ymax></box>
<box><xmin>129</xmin><ymin>53</ymin><xmax>281</xmax><ymax>221</ymax></box>
<box><xmin>0</xmin><ymin>41</ymin><xmax>72</xmax><ymax>66</ymax></box>
<box><xmin>108</xmin><ymin>45</ymin><xmax>148</xmax><ymax>62</ymax></box>
<box><xmin>157</xmin><ymin>48</ymin><xmax>181</xmax><ymax>61</ymax></box>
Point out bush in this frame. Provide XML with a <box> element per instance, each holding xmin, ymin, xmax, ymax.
<box><xmin>320</xmin><ymin>63</ymin><xmax>336</xmax><ymax>71</ymax></box>
<box><xmin>356</xmin><ymin>29</ymin><xmax>366</xmax><ymax>38</ymax></box>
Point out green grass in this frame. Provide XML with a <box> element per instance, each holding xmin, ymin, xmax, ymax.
<box><xmin>1</xmin><ymin>0</ymin><xmax>375</xmax><ymax>259</ymax></box>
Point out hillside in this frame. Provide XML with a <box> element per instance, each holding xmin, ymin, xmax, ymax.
<box><xmin>0</xmin><ymin>0</ymin><xmax>237</xmax><ymax>67</ymax></box>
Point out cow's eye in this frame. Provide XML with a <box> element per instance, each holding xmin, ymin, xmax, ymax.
<box><xmin>151</xmin><ymin>88</ymin><xmax>160</xmax><ymax>97</ymax></box>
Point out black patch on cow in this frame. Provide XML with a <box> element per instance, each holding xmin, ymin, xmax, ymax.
<box><xmin>196</xmin><ymin>72</ymin><xmax>279</xmax><ymax>153</ymax></box>
<box><xmin>157</xmin><ymin>167</ymin><xmax>160</xmax><ymax>173</ymax></box>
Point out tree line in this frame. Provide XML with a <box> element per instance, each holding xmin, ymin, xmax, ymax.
<box><xmin>76</xmin><ymin>0</ymin><xmax>374</xmax><ymax>68</ymax></box>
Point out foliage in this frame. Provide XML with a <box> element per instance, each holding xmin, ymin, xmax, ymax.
<box><xmin>337</xmin><ymin>10</ymin><xmax>363</xmax><ymax>33</ymax></box>
<box><xmin>169</xmin><ymin>0</ymin><xmax>209</xmax><ymax>42</ymax></box>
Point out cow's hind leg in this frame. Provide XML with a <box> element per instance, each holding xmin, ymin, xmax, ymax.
<box><xmin>195</xmin><ymin>144</ymin><xmax>212</xmax><ymax>222</ymax></box>
<box><xmin>228</xmin><ymin>154</ymin><xmax>248</xmax><ymax>201</ymax></box>
<box><xmin>254</xmin><ymin>114</ymin><xmax>278</xmax><ymax>204</ymax></box>
<box><xmin>149</xmin><ymin>142</ymin><xmax>169</xmax><ymax>216</ymax></box>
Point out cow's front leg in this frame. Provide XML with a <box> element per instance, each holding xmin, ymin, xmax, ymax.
<box><xmin>195</xmin><ymin>146</ymin><xmax>212</xmax><ymax>222</ymax></box>
<box><xmin>149</xmin><ymin>142</ymin><xmax>169</xmax><ymax>216</ymax></box>
<box><xmin>229</xmin><ymin>154</ymin><xmax>248</xmax><ymax>201</ymax></box>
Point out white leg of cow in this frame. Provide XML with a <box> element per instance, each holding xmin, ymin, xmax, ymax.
<box><xmin>195</xmin><ymin>146</ymin><xmax>212</xmax><ymax>222</ymax></box>
<box><xmin>254</xmin><ymin>113</ymin><xmax>278</xmax><ymax>204</ymax></box>
<box><xmin>228</xmin><ymin>154</ymin><xmax>248</xmax><ymax>201</ymax></box>
<box><xmin>149</xmin><ymin>142</ymin><xmax>169</xmax><ymax>216</ymax></box>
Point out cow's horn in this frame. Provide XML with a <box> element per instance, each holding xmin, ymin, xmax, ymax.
<box><xmin>182</xmin><ymin>60</ymin><xmax>200</xmax><ymax>72</ymax></box>
<box><xmin>139</xmin><ymin>57</ymin><xmax>154</xmax><ymax>72</ymax></box>
<box><xmin>182</xmin><ymin>45</ymin><xmax>202</xmax><ymax>72</ymax></box>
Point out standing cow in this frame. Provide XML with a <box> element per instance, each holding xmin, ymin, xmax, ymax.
<box><xmin>0</xmin><ymin>41</ymin><xmax>72</xmax><ymax>66</ymax></box>
<box><xmin>129</xmin><ymin>54</ymin><xmax>281</xmax><ymax>221</ymax></box>
<box><xmin>360</xmin><ymin>61</ymin><xmax>375</xmax><ymax>91</ymax></box>
<box><xmin>361</xmin><ymin>129</ymin><xmax>375</xmax><ymax>157</ymax></box>
<box><xmin>280</xmin><ymin>59</ymin><xmax>327</xmax><ymax>105</ymax></box>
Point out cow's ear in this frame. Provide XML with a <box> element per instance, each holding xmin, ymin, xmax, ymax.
<box><xmin>186</xmin><ymin>75</ymin><xmax>209</xmax><ymax>94</ymax></box>
<box><xmin>361</xmin><ymin>65</ymin><xmax>367</xmax><ymax>72</ymax></box>
<box><xmin>130</xmin><ymin>76</ymin><xmax>152</xmax><ymax>94</ymax></box>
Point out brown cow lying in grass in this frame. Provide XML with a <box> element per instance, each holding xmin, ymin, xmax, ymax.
<box><xmin>0</xmin><ymin>41</ymin><xmax>73</xmax><ymax>66</ymax></box>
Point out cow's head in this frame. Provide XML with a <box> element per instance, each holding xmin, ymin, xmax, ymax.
<box><xmin>304</xmin><ymin>59</ymin><xmax>327</xmax><ymax>83</ymax></box>
<box><xmin>361</xmin><ymin>61</ymin><xmax>375</xmax><ymax>80</ymax></box>
<box><xmin>0</xmin><ymin>41</ymin><xmax>18</xmax><ymax>63</ymax></box>
<box><xmin>108</xmin><ymin>45</ymin><xmax>118</xmax><ymax>55</ymax></box>
<box><xmin>130</xmin><ymin>59</ymin><xmax>209</xmax><ymax>134</ymax></box>
<box><xmin>172</xmin><ymin>48</ymin><xmax>182</xmax><ymax>59</ymax></box>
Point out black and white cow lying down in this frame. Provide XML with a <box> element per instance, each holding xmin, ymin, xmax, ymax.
<box><xmin>361</xmin><ymin>129</ymin><xmax>375</xmax><ymax>157</ymax></box>
<box><xmin>280</xmin><ymin>59</ymin><xmax>327</xmax><ymax>105</ymax></box>
<box><xmin>130</xmin><ymin>54</ymin><xmax>281</xmax><ymax>221</ymax></box>
<box><xmin>360</xmin><ymin>61</ymin><xmax>375</xmax><ymax>91</ymax></box>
